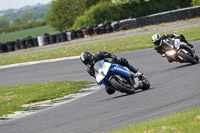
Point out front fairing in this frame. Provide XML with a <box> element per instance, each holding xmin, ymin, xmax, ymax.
<box><xmin>94</xmin><ymin>60</ymin><xmax>111</xmax><ymax>84</ymax></box>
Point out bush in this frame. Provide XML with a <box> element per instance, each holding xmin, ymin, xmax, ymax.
<box><xmin>73</xmin><ymin>0</ymin><xmax>192</xmax><ymax>29</ymax></box>
<box><xmin>72</xmin><ymin>2</ymin><xmax>123</xmax><ymax>29</ymax></box>
<box><xmin>191</xmin><ymin>0</ymin><xmax>200</xmax><ymax>6</ymax></box>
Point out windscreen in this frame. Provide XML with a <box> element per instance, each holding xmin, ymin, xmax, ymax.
<box><xmin>94</xmin><ymin>61</ymin><xmax>102</xmax><ymax>73</ymax></box>
<box><xmin>162</xmin><ymin>39</ymin><xmax>173</xmax><ymax>50</ymax></box>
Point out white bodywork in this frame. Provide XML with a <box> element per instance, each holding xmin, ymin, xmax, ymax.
<box><xmin>96</xmin><ymin>62</ymin><xmax>111</xmax><ymax>83</ymax></box>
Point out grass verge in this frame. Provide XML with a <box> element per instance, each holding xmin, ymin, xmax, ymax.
<box><xmin>107</xmin><ymin>107</ymin><xmax>200</xmax><ymax>133</ymax></box>
<box><xmin>0</xmin><ymin>25</ymin><xmax>200</xmax><ymax>66</ymax></box>
<box><xmin>0</xmin><ymin>81</ymin><xmax>91</xmax><ymax>117</ymax></box>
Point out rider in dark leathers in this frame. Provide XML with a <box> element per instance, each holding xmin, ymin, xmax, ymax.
<box><xmin>80</xmin><ymin>51</ymin><xmax>140</xmax><ymax>94</ymax></box>
<box><xmin>152</xmin><ymin>33</ymin><xmax>199</xmax><ymax>62</ymax></box>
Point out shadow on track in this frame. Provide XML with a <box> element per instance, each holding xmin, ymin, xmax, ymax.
<box><xmin>100</xmin><ymin>87</ymin><xmax>154</xmax><ymax>102</ymax></box>
<box><xmin>162</xmin><ymin>62</ymin><xmax>199</xmax><ymax>73</ymax></box>
<box><xmin>175</xmin><ymin>62</ymin><xmax>199</xmax><ymax>69</ymax></box>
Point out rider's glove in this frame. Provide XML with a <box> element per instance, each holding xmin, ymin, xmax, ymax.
<box><xmin>96</xmin><ymin>82</ymin><xmax>101</xmax><ymax>85</ymax></box>
<box><xmin>161</xmin><ymin>54</ymin><xmax>166</xmax><ymax>57</ymax></box>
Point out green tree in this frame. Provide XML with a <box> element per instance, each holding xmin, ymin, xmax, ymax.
<box><xmin>84</xmin><ymin>0</ymin><xmax>111</xmax><ymax>9</ymax></box>
<box><xmin>21</xmin><ymin>12</ymin><xmax>35</xmax><ymax>23</ymax></box>
<box><xmin>12</xmin><ymin>18</ymin><xmax>22</xmax><ymax>26</ymax></box>
<box><xmin>45</xmin><ymin>0</ymin><xmax>85</xmax><ymax>31</ymax></box>
<box><xmin>0</xmin><ymin>18</ymin><xmax>10</xmax><ymax>28</ymax></box>
<box><xmin>84</xmin><ymin>0</ymin><xmax>100</xmax><ymax>9</ymax></box>
<box><xmin>191</xmin><ymin>0</ymin><xmax>200</xmax><ymax>6</ymax></box>
<box><xmin>72</xmin><ymin>2</ymin><xmax>123</xmax><ymax>29</ymax></box>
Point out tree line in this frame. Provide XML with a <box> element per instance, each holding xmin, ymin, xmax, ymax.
<box><xmin>45</xmin><ymin>0</ymin><xmax>199</xmax><ymax>31</ymax></box>
<box><xmin>0</xmin><ymin>0</ymin><xmax>199</xmax><ymax>34</ymax></box>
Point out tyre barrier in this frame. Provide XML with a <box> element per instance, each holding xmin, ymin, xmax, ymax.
<box><xmin>56</xmin><ymin>33</ymin><xmax>61</xmax><ymax>43</ymax></box>
<box><xmin>0</xmin><ymin>43</ymin><xmax>8</xmax><ymax>53</ymax></box>
<box><xmin>87</xmin><ymin>26</ymin><xmax>94</xmax><ymax>36</ymax></box>
<box><xmin>44</xmin><ymin>34</ymin><xmax>50</xmax><ymax>45</ymax></box>
<box><xmin>111</xmin><ymin>21</ymin><xmax>120</xmax><ymax>31</ymax></box>
<box><xmin>19</xmin><ymin>39</ymin><xmax>27</xmax><ymax>49</ymax></box>
<box><xmin>0</xmin><ymin>42</ymin><xmax>2</xmax><ymax>53</ymax></box>
<box><xmin>37</xmin><ymin>36</ymin><xmax>45</xmax><ymax>47</ymax></box>
<box><xmin>15</xmin><ymin>39</ymin><xmax>21</xmax><ymax>49</ymax></box>
<box><xmin>25</xmin><ymin>37</ymin><xmax>34</xmax><ymax>48</ymax></box>
<box><xmin>99</xmin><ymin>25</ymin><xmax>107</xmax><ymax>34</ymax></box>
<box><xmin>60</xmin><ymin>32</ymin><xmax>68</xmax><ymax>42</ymax></box>
<box><xmin>82</xmin><ymin>29</ymin><xmax>89</xmax><ymax>38</ymax></box>
<box><xmin>76</xmin><ymin>30</ymin><xmax>84</xmax><ymax>38</ymax></box>
<box><xmin>67</xmin><ymin>32</ymin><xmax>72</xmax><ymax>41</ymax></box>
<box><xmin>94</xmin><ymin>27</ymin><xmax>101</xmax><ymax>35</ymax></box>
<box><xmin>70</xmin><ymin>30</ymin><xmax>78</xmax><ymax>40</ymax></box>
<box><xmin>6</xmin><ymin>41</ymin><xmax>16</xmax><ymax>52</ymax></box>
<box><xmin>105</xmin><ymin>23</ymin><xmax>113</xmax><ymax>33</ymax></box>
<box><xmin>32</xmin><ymin>37</ymin><xmax>39</xmax><ymax>47</ymax></box>
<box><xmin>49</xmin><ymin>34</ymin><xmax>56</xmax><ymax>44</ymax></box>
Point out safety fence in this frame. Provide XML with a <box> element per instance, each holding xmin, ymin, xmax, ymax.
<box><xmin>0</xmin><ymin>6</ymin><xmax>200</xmax><ymax>53</ymax></box>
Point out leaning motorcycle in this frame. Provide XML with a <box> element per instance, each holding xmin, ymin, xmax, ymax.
<box><xmin>162</xmin><ymin>39</ymin><xmax>199</xmax><ymax>64</ymax></box>
<box><xmin>94</xmin><ymin>60</ymin><xmax>150</xmax><ymax>95</ymax></box>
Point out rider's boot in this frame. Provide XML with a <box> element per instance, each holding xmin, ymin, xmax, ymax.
<box><xmin>180</xmin><ymin>34</ymin><xmax>194</xmax><ymax>48</ymax></box>
<box><xmin>105</xmin><ymin>86</ymin><xmax>115</xmax><ymax>95</ymax></box>
<box><xmin>188</xmin><ymin>43</ymin><xmax>194</xmax><ymax>48</ymax></box>
<box><xmin>129</xmin><ymin>65</ymin><xmax>139</xmax><ymax>74</ymax></box>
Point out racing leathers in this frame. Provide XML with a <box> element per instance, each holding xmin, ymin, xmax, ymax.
<box><xmin>87</xmin><ymin>51</ymin><xmax>138</xmax><ymax>95</ymax></box>
<box><xmin>87</xmin><ymin>51</ymin><xmax>138</xmax><ymax>78</ymax></box>
<box><xmin>154</xmin><ymin>33</ymin><xmax>196</xmax><ymax>63</ymax></box>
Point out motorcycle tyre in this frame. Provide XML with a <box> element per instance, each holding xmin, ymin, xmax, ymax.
<box><xmin>105</xmin><ymin>87</ymin><xmax>115</xmax><ymax>95</ymax></box>
<box><xmin>179</xmin><ymin>51</ymin><xmax>197</xmax><ymax>64</ymax></box>
<box><xmin>140</xmin><ymin>76</ymin><xmax>150</xmax><ymax>90</ymax></box>
<box><xmin>110</xmin><ymin>78</ymin><xmax>135</xmax><ymax>94</ymax></box>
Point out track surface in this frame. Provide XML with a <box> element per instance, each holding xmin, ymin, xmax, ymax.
<box><xmin>0</xmin><ymin>41</ymin><xmax>200</xmax><ymax>133</ymax></box>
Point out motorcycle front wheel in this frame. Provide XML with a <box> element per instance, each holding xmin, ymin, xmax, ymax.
<box><xmin>110</xmin><ymin>78</ymin><xmax>135</xmax><ymax>94</ymax></box>
<box><xmin>140</xmin><ymin>76</ymin><xmax>150</xmax><ymax>90</ymax></box>
<box><xmin>179</xmin><ymin>51</ymin><xmax>197</xmax><ymax>64</ymax></box>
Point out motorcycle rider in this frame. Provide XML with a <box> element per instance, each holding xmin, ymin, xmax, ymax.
<box><xmin>152</xmin><ymin>33</ymin><xmax>199</xmax><ymax>62</ymax></box>
<box><xmin>80</xmin><ymin>51</ymin><xmax>140</xmax><ymax>94</ymax></box>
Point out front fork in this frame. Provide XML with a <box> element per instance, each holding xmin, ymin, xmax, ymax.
<box><xmin>128</xmin><ymin>75</ymin><xmax>142</xmax><ymax>89</ymax></box>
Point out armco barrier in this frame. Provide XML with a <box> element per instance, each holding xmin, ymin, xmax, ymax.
<box><xmin>1</xmin><ymin>6</ymin><xmax>200</xmax><ymax>53</ymax></box>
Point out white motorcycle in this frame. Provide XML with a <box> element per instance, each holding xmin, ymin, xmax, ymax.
<box><xmin>162</xmin><ymin>38</ymin><xmax>199</xmax><ymax>64</ymax></box>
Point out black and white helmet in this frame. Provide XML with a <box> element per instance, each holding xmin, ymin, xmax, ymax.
<box><xmin>152</xmin><ymin>34</ymin><xmax>162</xmax><ymax>46</ymax></box>
<box><xmin>80</xmin><ymin>51</ymin><xmax>95</xmax><ymax>66</ymax></box>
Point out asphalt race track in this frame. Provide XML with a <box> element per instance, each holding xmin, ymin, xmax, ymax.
<box><xmin>0</xmin><ymin>41</ymin><xmax>200</xmax><ymax>133</ymax></box>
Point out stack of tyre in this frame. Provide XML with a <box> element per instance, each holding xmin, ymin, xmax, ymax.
<box><xmin>0</xmin><ymin>36</ymin><xmax>39</xmax><ymax>53</ymax></box>
<box><xmin>93</xmin><ymin>22</ymin><xmax>119</xmax><ymax>35</ymax></box>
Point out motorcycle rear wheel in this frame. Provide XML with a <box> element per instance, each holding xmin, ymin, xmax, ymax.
<box><xmin>110</xmin><ymin>78</ymin><xmax>135</xmax><ymax>94</ymax></box>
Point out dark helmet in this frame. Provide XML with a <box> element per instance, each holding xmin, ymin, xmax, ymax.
<box><xmin>80</xmin><ymin>51</ymin><xmax>95</xmax><ymax>66</ymax></box>
<box><xmin>152</xmin><ymin>34</ymin><xmax>161</xmax><ymax>46</ymax></box>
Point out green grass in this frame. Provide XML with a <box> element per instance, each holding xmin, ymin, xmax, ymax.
<box><xmin>0</xmin><ymin>25</ymin><xmax>56</xmax><ymax>42</ymax></box>
<box><xmin>0</xmin><ymin>81</ymin><xmax>90</xmax><ymax>117</ymax></box>
<box><xmin>0</xmin><ymin>25</ymin><xmax>200</xmax><ymax>66</ymax></box>
<box><xmin>107</xmin><ymin>107</ymin><xmax>200</xmax><ymax>133</ymax></box>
